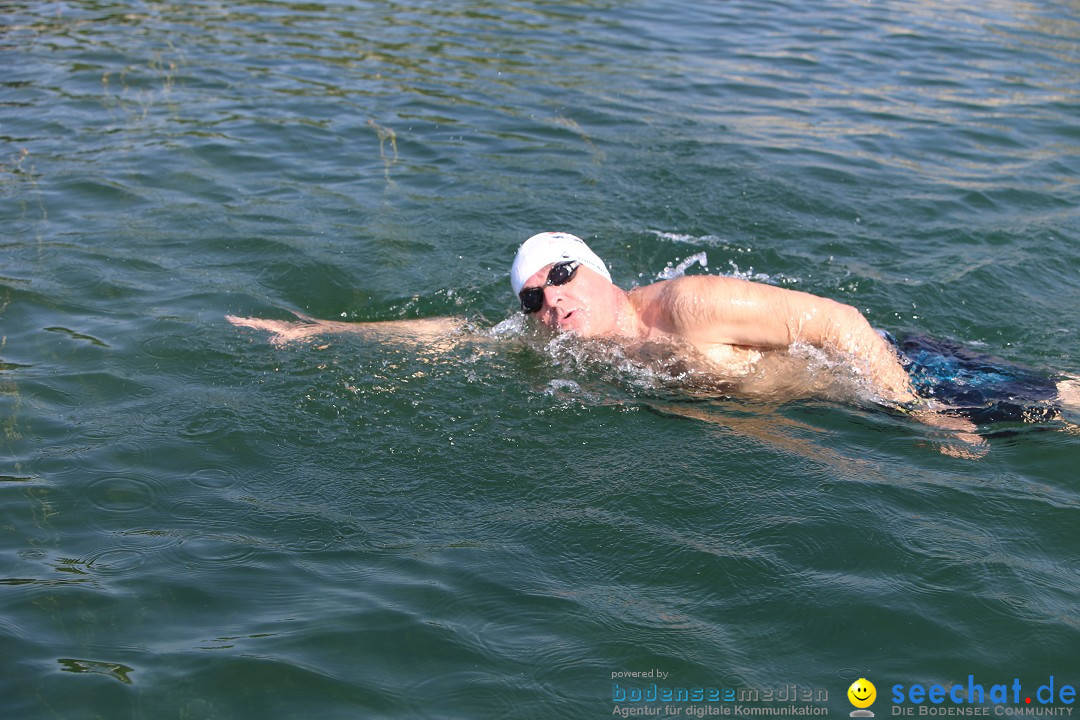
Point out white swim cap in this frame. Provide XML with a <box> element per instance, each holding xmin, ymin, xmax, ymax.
<box><xmin>510</xmin><ymin>232</ymin><xmax>611</xmax><ymax>296</ymax></box>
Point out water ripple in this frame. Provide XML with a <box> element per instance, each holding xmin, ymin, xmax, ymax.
<box><xmin>85</xmin><ymin>475</ymin><xmax>157</xmax><ymax>513</ymax></box>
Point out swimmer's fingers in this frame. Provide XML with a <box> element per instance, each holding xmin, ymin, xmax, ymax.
<box><xmin>226</xmin><ymin>315</ymin><xmax>321</xmax><ymax>346</ymax></box>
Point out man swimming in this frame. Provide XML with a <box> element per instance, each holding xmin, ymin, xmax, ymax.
<box><xmin>507</xmin><ymin>232</ymin><xmax>918</xmax><ymax>404</ymax></box>
<box><xmin>228</xmin><ymin>231</ymin><xmax>1078</xmax><ymax>438</ymax></box>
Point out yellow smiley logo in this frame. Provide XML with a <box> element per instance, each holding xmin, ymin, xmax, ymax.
<box><xmin>848</xmin><ymin>678</ymin><xmax>877</xmax><ymax>709</ymax></box>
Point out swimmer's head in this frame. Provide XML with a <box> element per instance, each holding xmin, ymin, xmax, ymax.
<box><xmin>513</xmin><ymin>232</ymin><xmax>622</xmax><ymax>337</ymax></box>
<box><xmin>510</xmin><ymin>232</ymin><xmax>611</xmax><ymax>297</ymax></box>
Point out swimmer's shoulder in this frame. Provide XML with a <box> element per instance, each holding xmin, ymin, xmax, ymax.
<box><xmin>630</xmin><ymin>275</ymin><xmax>754</xmax><ymax>334</ymax></box>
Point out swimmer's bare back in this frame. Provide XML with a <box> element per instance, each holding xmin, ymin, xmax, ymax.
<box><xmin>226</xmin><ymin>312</ymin><xmax>468</xmax><ymax>347</ymax></box>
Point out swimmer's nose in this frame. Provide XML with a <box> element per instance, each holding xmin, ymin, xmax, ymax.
<box><xmin>539</xmin><ymin>286</ymin><xmax>564</xmax><ymax>326</ymax></box>
<box><xmin>542</xmin><ymin>284</ymin><xmax>564</xmax><ymax>307</ymax></box>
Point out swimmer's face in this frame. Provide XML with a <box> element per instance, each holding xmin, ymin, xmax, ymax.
<box><xmin>520</xmin><ymin>263</ymin><xmax>617</xmax><ymax>337</ymax></box>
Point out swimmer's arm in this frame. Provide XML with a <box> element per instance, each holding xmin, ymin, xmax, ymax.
<box><xmin>659</xmin><ymin>275</ymin><xmax>916</xmax><ymax>402</ymax></box>
<box><xmin>226</xmin><ymin>313</ymin><xmax>468</xmax><ymax>347</ymax></box>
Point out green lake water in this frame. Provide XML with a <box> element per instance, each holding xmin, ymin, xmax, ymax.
<box><xmin>2</xmin><ymin>1</ymin><xmax>1079</xmax><ymax>718</ymax></box>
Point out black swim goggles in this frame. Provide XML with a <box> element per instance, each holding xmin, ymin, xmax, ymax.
<box><xmin>519</xmin><ymin>260</ymin><xmax>580</xmax><ymax>313</ymax></box>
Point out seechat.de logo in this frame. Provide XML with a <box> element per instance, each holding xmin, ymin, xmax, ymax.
<box><xmin>849</xmin><ymin>678</ymin><xmax>877</xmax><ymax>718</ymax></box>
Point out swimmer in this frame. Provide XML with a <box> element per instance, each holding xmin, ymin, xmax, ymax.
<box><xmin>229</xmin><ymin>232</ymin><xmax>913</xmax><ymax>398</ymax></box>
<box><xmin>228</xmin><ymin>231</ymin><xmax>1078</xmax><ymax>451</ymax></box>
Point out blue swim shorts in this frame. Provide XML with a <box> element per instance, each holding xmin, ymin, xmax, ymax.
<box><xmin>883</xmin><ymin>332</ymin><xmax>1060</xmax><ymax>424</ymax></box>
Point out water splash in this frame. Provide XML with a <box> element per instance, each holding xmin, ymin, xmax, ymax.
<box><xmin>650</xmin><ymin>230</ymin><xmax>730</xmax><ymax>248</ymax></box>
<box><xmin>649</xmin><ymin>231</ymin><xmax>801</xmax><ymax>285</ymax></box>
<box><xmin>544</xmin><ymin>378</ymin><xmax>581</xmax><ymax>395</ymax></box>
<box><xmin>656</xmin><ymin>251</ymin><xmax>708</xmax><ymax>280</ymax></box>
<box><xmin>489</xmin><ymin>314</ymin><xmax>526</xmax><ymax>338</ymax></box>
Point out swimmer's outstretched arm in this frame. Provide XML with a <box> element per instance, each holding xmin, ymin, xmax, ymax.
<box><xmin>652</xmin><ymin>275</ymin><xmax>917</xmax><ymax>403</ymax></box>
<box><xmin>226</xmin><ymin>312</ymin><xmax>468</xmax><ymax>347</ymax></box>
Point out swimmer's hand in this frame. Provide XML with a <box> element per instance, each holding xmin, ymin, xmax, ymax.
<box><xmin>906</xmin><ymin>407</ymin><xmax>988</xmax><ymax>459</ymax></box>
<box><xmin>226</xmin><ymin>312</ymin><xmax>466</xmax><ymax>347</ymax></box>
<box><xmin>226</xmin><ymin>314</ymin><xmax>324</xmax><ymax>346</ymax></box>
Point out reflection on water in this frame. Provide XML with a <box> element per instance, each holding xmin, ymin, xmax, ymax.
<box><xmin>57</xmin><ymin>657</ymin><xmax>135</xmax><ymax>684</ymax></box>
